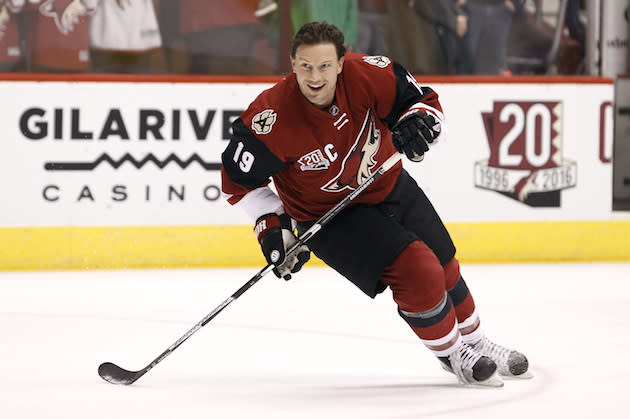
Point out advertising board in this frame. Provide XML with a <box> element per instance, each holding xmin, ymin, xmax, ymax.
<box><xmin>0</xmin><ymin>77</ymin><xmax>627</xmax><ymax>268</ymax></box>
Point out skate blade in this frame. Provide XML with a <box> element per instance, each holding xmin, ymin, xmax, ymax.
<box><xmin>502</xmin><ymin>370</ymin><xmax>534</xmax><ymax>380</ymax></box>
<box><xmin>477</xmin><ymin>373</ymin><xmax>504</xmax><ymax>387</ymax></box>
<box><xmin>462</xmin><ymin>372</ymin><xmax>504</xmax><ymax>388</ymax></box>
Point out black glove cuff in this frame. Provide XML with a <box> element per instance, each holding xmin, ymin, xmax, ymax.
<box><xmin>278</xmin><ymin>213</ymin><xmax>294</xmax><ymax>231</ymax></box>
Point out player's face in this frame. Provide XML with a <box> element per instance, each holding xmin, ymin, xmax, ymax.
<box><xmin>291</xmin><ymin>43</ymin><xmax>344</xmax><ymax>109</ymax></box>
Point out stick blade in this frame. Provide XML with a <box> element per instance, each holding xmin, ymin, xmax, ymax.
<box><xmin>98</xmin><ymin>362</ymin><xmax>140</xmax><ymax>385</ymax></box>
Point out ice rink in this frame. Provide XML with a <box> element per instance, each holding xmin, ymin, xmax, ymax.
<box><xmin>2</xmin><ymin>262</ymin><xmax>629</xmax><ymax>419</ymax></box>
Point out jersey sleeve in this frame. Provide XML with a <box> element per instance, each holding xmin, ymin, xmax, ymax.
<box><xmin>221</xmin><ymin>117</ymin><xmax>285</xmax><ymax>207</ymax></box>
<box><xmin>382</xmin><ymin>61</ymin><xmax>444</xmax><ymax>130</ymax></box>
<box><xmin>348</xmin><ymin>54</ymin><xmax>444</xmax><ymax>133</ymax></box>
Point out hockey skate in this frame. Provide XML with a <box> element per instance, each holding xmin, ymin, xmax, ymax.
<box><xmin>439</xmin><ymin>344</ymin><xmax>504</xmax><ymax>387</ymax></box>
<box><xmin>471</xmin><ymin>337</ymin><xmax>532</xmax><ymax>378</ymax></box>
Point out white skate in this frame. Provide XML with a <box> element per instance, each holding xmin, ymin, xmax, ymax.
<box><xmin>471</xmin><ymin>336</ymin><xmax>532</xmax><ymax>378</ymax></box>
<box><xmin>439</xmin><ymin>343</ymin><xmax>504</xmax><ymax>387</ymax></box>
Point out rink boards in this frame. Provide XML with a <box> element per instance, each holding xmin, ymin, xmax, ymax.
<box><xmin>0</xmin><ymin>74</ymin><xmax>628</xmax><ymax>269</ymax></box>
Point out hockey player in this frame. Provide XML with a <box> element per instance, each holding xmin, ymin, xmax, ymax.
<box><xmin>221</xmin><ymin>21</ymin><xmax>530</xmax><ymax>386</ymax></box>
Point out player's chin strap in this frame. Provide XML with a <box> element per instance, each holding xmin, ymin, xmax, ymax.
<box><xmin>97</xmin><ymin>152</ymin><xmax>403</xmax><ymax>386</ymax></box>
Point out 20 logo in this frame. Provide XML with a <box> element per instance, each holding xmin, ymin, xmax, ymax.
<box><xmin>474</xmin><ymin>101</ymin><xmax>577</xmax><ymax>207</ymax></box>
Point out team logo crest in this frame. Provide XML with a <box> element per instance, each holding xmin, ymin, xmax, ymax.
<box><xmin>362</xmin><ymin>55</ymin><xmax>391</xmax><ymax>68</ymax></box>
<box><xmin>251</xmin><ymin>109</ymin><xmax>277</xmax><ymax>135</ymax></box>
<box><xmin>474</xmin><ymin>101</ymin><xmax>577</xmax><ymax>207</ymax></box>
<box><xmin>39</xmin><ymin>0</ymin><xmax>93</xmax><ymax>35</ymax></box>
<box><xmin>298</xmin><ymin>149</ymin><xmax>330</xmax><ymax>171</ymax></box>
<box><xmin>322</xmin><ymin>110</ymin><xmax>381</xmax><ymax>192</ymax></box>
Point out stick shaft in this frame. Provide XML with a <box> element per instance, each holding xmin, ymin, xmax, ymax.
<box><xmin>100</xmin><ymin>152</ymin><xmax>402</xmax><ymax>384</ymax></box>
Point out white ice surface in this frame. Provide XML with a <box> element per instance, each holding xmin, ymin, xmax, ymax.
<box><xmin>1</xmin><ymin>263</ymin><xmax>629</xmax><ymax>419</ymax></box>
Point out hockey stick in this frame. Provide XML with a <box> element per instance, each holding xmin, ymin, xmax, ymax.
<box><xmin>98</xmin><ymin>152</ymin><xmax>403</xmax><ymax>385</ymax></box>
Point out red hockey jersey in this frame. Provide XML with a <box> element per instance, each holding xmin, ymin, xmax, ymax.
<box><xmin>0</xmin><ymin>1</ymin><xmax>23</xmax><ymax>65</ymax></box>
<box><xmin>221</xmin><ymin>52</ymin><xmax>444</xmax><ymax>222</ymax></box>
<box><xmin>25</xmin><ymin>0</ymin><xmax>96</xmax><ymax>71</ymax></box>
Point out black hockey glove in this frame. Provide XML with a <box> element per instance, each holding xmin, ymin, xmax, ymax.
<box><xmin>392</xmin><ymin>112</ymin><xmax>441</xmax><ymax>162</ymax></box>
<box><xmin>254</xmin><ymin>213</ymin><xmax>311</xmax><ymax>280</ymax></box>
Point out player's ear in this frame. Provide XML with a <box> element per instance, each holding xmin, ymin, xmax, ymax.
<box><xmin>337</xmin><ymin>56</ymin><xmax>344</xmax><ymax>74</ymax></box>
<box><xmin>290</xmin><ymin>57</ymin><xmax>296</xmax><ymax>73</ymax></box>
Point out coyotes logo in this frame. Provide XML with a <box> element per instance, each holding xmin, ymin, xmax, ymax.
<box><xmin>322</xmin><ymin>110</ymin><xmax>381</xmax><ymax>192</ymax></box>
<box><xmin>474</xmin><ymin>101</ymin><xmax>577</xmax><ymax>207</ymax></box>
<box><xmin>39</xmin><ymin>0</ymin><xmax>94</xmax><ymax>35</ymax></box>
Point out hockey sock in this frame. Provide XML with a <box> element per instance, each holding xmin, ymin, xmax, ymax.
<box><xmin>445</xmin><ymin>264</ymin><xmax>483</xmax><ymax>345</ymax></box>
<box><xmin>397</xmin><ymin>293</ymin><xmax>462</xmax><ymax>357</ymax></box>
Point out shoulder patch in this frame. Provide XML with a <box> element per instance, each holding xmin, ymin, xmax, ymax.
<box><xmin>362</xmin><ymin>55</ymin><xmax>391</xmax><ymax>68</ymax></box>
<box><xmin>252</xmin><ymin>109</ymin><xmax>277</xmax><ymax>135</ymax></box>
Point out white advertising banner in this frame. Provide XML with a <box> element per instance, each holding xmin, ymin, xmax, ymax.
<box><xmin>0</xmin><ymin>80</ymin><xmax>615</xmax><ymax>227</ymax></box>
<box><xmin>0</xmin><ymin>81</ymin><xmax>265</xmax><ymax>227</ymax></box>
<box><xmin>406</xmin><ymin>82</ymin><xmax>614</xmax><ymax>222</ymax></box>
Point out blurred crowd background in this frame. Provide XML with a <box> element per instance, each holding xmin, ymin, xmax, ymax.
<box><xmin>0</xmin><ymin>0</ymin><xmax>614</xmax><ymax>76</ymax></box>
